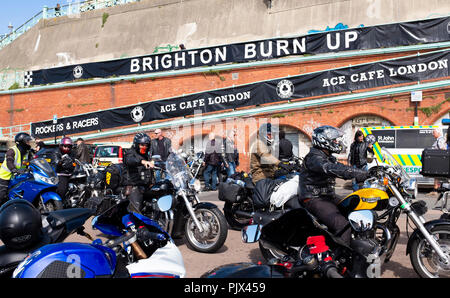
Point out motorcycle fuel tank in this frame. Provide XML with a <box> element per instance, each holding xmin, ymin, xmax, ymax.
<box><xmin>338</xmin><ymin>188</ymin><xmax>389</xmax><ymax>214</ymax></box>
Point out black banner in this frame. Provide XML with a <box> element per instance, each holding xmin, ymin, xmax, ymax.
<box><xmin>24</xmin><ymin>16</ymin><xmax>450</xmax><ymax>87</ymax></box>
<box><xmin>31</xmin><ymin>49</ymin><xmax>450</xmax><ymax>138</ymax></box>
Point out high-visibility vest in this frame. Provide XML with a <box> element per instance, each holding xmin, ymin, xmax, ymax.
<box><xmin>0</xmin><ymin>146</ymin><xmax>28</xmax><ymax>180</ymax></box>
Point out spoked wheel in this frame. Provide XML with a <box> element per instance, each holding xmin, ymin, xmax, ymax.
<box><xmin>410</xmin><ymin>225</ymin><xmax>450</xmax><ymax>278</ymax></box>
<box><xmin>224</xmin><ymin>199</ymin><xmax>254</xmax><ymax>230</ymax></box>
<box><xmin>184</xmin><ymin>207</ymin><xmax>228</xmax><ymax>253</ymax></box>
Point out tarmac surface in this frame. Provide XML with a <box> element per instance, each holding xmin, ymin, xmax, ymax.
<box><xmin>65</xmin><ymin>178</ymin><xmax>447</xmax><ymax>278</ymax></box>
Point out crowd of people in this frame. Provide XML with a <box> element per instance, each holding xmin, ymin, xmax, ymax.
<box><xmin>2</xmin><ymin>123</ymin><xmax>448</xmax><ymax>246</ymax></box>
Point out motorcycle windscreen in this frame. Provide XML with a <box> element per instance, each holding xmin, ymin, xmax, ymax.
<box><xmin>260</xmin><ymin>208</ymin><xmax>338</xmax><ymax>249</ymax></box>
<box><xmin>29</xmin><ymin>158</ymin><xmax>57</xmax><ymax>178</ymax></box>
<box><xmin>93</xmin><ymin>200</ymin><xmax>130</xmax><ymax>236</ymax></box>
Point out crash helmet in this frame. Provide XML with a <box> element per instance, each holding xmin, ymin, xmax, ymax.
<box><xmin>312</xmin><ymin>125</ymin><xmax>345</xmax><ymax>154</ymax></box>
<box><xmin>14</xmin><ymin>132</ymin><xmax>33</xmax><ymax>152</ymax></box>
<box><xmin>0</xmin><ymin>199</ymin><xmax>42</xmax><ymax>250</ymax></box>
<box><xmin>258</xmin><ymin>123</ymin><xmax>274</xmax><ymax>146</ymax></box>
<box><xmin>59</xmin><ymin>137</ymin><xmax>73</xmax><ymax>154</ymax></box>
<box><xmin>133</xmin><ymin>132</ymin><xmax>151</xmax><ymax>155</ymax></box>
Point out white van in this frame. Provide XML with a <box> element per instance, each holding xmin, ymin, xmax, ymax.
<box><xmin>92</xmin><ymin>142</ymin><xmax>132</xmax><ymax>167</ymax></box>
<box><xmin>360</xmin><ymin>125</ymin><xmax>447</xmax><ymax>188</ymax></box>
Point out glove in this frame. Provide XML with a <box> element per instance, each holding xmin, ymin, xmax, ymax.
<box><xmin>12</xmin><ymin>168</ymin><xmax>27</xmax><ymax>176</ymax></box>
<box><xmin>354</xmin><ymin>169</ymin><xmax>370</xmax><ymax>183</ymax></box>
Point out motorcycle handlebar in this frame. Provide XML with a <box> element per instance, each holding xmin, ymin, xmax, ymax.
<box><xmin>325</xmin><ymin>266</ymin><xmax>343</xmax><ymax>278</ymax></box>
<box><xmin>105</xmin><ymin>231</ymin><xmax>136</xmax><ymax>248</ymax></box>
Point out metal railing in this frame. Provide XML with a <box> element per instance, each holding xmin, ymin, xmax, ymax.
<box><xmin>0</xmin><ymin>0</ymin><xmax>142</xmax><ymax>50</ymax></box>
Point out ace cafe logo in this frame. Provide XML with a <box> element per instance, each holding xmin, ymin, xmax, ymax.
<box><xmin>73</xmin><ymin>65</ymin><xmax>83</xmax><ymax>79</ymax></box>
<box><xmin>131</xmin><ymin>106</ymin><xmax>145</xmax><ymax>122</ymax></box>
<box><xmin>276</xmin><ymin>79</ymin><xmax>294</xmax><ymax>99</ymax></box>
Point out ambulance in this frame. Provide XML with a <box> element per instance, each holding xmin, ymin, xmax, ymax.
<box><xmin>360</xmin><ymin>125</ymin><xmax>447</xmax><ymax>188</ymax></box>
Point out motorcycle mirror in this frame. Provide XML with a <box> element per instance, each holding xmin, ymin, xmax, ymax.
<box><xmin>157</xmin><ymin>195</ymin><xmax>173</xmax><ymax>212</ymax></box>
<box><xmin>348</xmin><ymin>210</ymin><xmax>376</xmax><ymax>232</ymax></box>
<box><xmin>152</xmin><ymin>155</ymin><xmax>162</xmax><ymax>161</ymax></box>
<box><xmin>242</xmin><ymin>224</ymin><xmax>261</xmax><ymax>243</ymax></box>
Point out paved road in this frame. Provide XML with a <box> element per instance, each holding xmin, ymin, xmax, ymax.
<box><xmin>66</xmin><ymin>179</ymin><xmax>446</xmax><ymax>278</ymax></box>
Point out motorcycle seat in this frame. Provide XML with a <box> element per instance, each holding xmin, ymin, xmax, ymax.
<box><xmin>45</xmin><ymin>208</ymin><xmax>94</xmax><ymax>230</ymax></box>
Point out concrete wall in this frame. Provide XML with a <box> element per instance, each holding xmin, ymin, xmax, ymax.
<box><xmin>1</xmin><ymin>0</ymin><xmax>450</xmax><ymax>73</ymax></box>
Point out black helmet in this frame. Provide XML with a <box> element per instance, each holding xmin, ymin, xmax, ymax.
<box><xmin>312</xmin><ymin>125</ymin><xmax>345</xmax><ymax>154</ymax></box>
<box><xmin>133</xmin><ymin>132</ymin><xmax>151</xmax><ymax>154</ymax></box>
<box><xmin>0</xmin><ymin>199</ymin><xmax>42</xmax><ymax>250</ymax></box>
<box><xmin>258</xmin><ymin>123</ymin><xmax>274</xmax><ymax>146</ymax></box>
<box><xmin>15</xmin><ymin>132</ymin><xmax>33</xmax><ymax>152</ymax></box>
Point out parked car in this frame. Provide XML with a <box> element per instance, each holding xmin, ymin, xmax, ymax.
<box><xmin>92</xmin><ymin>142</ymin><xmax>132</xmax><ymax>167</ymax></box>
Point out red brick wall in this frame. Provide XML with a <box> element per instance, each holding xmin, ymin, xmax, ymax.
<box><xmin>1</xmin><ymin>49</ymin><xmax>449</xmax><ymax>172</ymax></box>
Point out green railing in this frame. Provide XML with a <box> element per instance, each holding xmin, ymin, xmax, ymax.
<box><xmin>0</xmin><ymin>0</ymin><xmax>142</xmax><ymax>50</ymax></box>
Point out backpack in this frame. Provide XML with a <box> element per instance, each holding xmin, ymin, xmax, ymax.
<box><xmin>105</xmin><ymin>163</ymin><xmax>127</xmax><ymax>191</ymax></box>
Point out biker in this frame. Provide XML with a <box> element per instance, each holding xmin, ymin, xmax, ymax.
<box><xmin>0</xmin><ymin>132</ymin><xmax>34</xmax><ymax>206</ymax></box>
<box><xmin>123</xmin><ymin>132</ymin><xmax>154</xmax><ymax>213</ymax></box>
<box><xmin>298</xmin><ymin>125</ymin><xmax>370</xmax><ymax>246</ymax></box>
<box><xmin>250</xmin><ymin>123</ymin><xmax>280</xmax><ymax>183</ymax></box>
<box><xmin>53</xmin><ymin>137</ymin><xmax>76</xmax><ymax>201</ymax></box>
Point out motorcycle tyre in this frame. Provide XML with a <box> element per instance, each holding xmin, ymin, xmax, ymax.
<box><xmin>184</xmin><ymin>207</ymin><xmax>228</xmax><ymax>253</ymax></box>
<box><xmin>39</xmin><ymin>199</ymin><xmax>63</xmax><ymax>212</ymax></box>
<box><xmin>409</xmin><ymin>225</ymin><xmax>450</xmax><ymax>278</ymax></box>
<box><xmin>224</xmin><ymin>201</ymin><xmax>253</xmax><ymax>230</ymax></box>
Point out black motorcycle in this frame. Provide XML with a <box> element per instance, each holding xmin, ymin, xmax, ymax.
<box><xmin>0</xmin><ymin>207</ymin><xmax>94</xmax><ymax>277</ymax></box>
<box><xmin>219</xmin><ymin>155</ymin><xmax>302</xmax><ymax>230</ymax></box>
<box><xmin>209</xmin><ymin>148</ymin><xmax>450</xmax><ymax>278</ymax></box>
<box><xmin>64</xmin><ymin>159</ymin><xmax>106</xmax><ymax>209</ymax></box>
<box><xmin>140</xmin><ymin>153</ymin><xmax>228</xmax><ymax>253</ymax></box>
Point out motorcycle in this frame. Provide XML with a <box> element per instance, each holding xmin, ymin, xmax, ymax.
<box><xmin>12</xmin><ymin>196</ymin><xmax>186</xmax><ymax>278</ymax></box>
<box><xmin>64</xmin><ymin>159</ymin><xmax>105</xmax><ymax>209</ymax></box>
<box><xmin>8</xmin><ymin>158</ymin><xmax>63</xmax><ymax>212</ymax></box>
<box><xmin>143</xmin><ymin>152</ymin><xmax>228</xmax><ymax>253</ymax></box>
<box><xmin>0</xmin><ymin>205</ymin><xmax>93</xmax><ymax>277</ymax></box>
<box><xmin>219</xmin><ymin>155</ymin><xmax>302</xmax><ymax>230</ymax></box>
<box><xmin>213</xmin><ymin>147</ymin><xmax>450</xmax><ymax>278</ymax></box>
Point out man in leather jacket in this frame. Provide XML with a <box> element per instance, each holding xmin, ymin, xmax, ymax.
<box><xmin>298</xmin><ymin>126</ymin><xmax>369</xmax><ymax>245</ymax></box>
<box><xmin>124</xmin><ymin>133</ymin><xmax>154</xmax><ymax>213</ymax></box>
<box><xmin>349</xmin><ymin>130</ymin><xmax>374</xmax><ymax>191</ymax></box>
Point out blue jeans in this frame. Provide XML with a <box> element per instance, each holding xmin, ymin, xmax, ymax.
<box><xmin>203</xmin><ymin>164</ymin><xmax>219</xmax><ymax>190</ymax></box>
<box><xmin>226</xmin><ymin>161</ymin><xmax>236</xmax><ymax>178</ymax></box>
<box><xmin>352</xmin><ymin>164</ymin><xmax>368</xmax><ymax>191</ymax></box>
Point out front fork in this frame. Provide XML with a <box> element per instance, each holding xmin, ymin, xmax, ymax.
<box><xmin>179</xmin><ymin>190</ymin><xmax>204</xmax><ymax>233</ymax></box>
<box><xmin>390</xmin><ymin>182</ymin><xmax>449</xmax><ymax>264</ymax></box>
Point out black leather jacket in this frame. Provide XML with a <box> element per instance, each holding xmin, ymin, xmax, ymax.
<box><xmin>124</xmin><ymin>148</ymin><xmax>152</xmax><ymax>186</ymax></box>
<box><xmin>349</xmin><ymin>141</ymin><xmax>373</xmax><ymax>168</ymax></box>
<box><xmin>298</xmin><ymin>147</ymin><xmax>369</xmax><ymax>200</ymax></box>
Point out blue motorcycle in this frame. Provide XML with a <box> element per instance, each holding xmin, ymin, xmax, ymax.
<box><xmin>8</xmin><ymin>158</ymin><xmax>63</xmax><ymax>212</ymax></box>
<box><xmin>13</xmin><ymin>195</ymin><xmax>186</xmax><ymax>278</ymax></box>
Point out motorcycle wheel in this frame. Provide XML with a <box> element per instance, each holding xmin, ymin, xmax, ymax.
<box><xmin>184</xmin><ymin>207</ymin><xmax>228</xmax><ymax>253</ymax></box>
<box><xmin>410</xmin><ymin>225</ymin><xmax>450</xmax><ymax>278</ymax></box>
<box><xmin>224</xmin><ymin>200</ymin><xmax>253</xmax><ymax>230</ymax></box>
<box><xmin>38</xmin><ymin>199</ymin><xmax>63</xmax><ymax>212</ymax></box>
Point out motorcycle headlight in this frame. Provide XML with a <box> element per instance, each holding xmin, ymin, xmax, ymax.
<box><xmin>189</xmin><ymin>178</ymin><xmax>201</xmax><ymax>192</ymax></box>
<box><xmin>33</xmin><ymin>173</ymin><xmax>58</xmax><ymax>185</ymax></box>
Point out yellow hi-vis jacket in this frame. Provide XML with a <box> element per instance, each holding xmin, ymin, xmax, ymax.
<box><xmin>0</xmin><ymin>146</ymin><xmax>28</xmax><ymax>181</ymax></box>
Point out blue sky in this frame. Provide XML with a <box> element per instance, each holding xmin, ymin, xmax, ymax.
<box><xmin>0</xmin><ymin>0</ymin><xmax>63</xmax><ymax>36</ymax></box>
